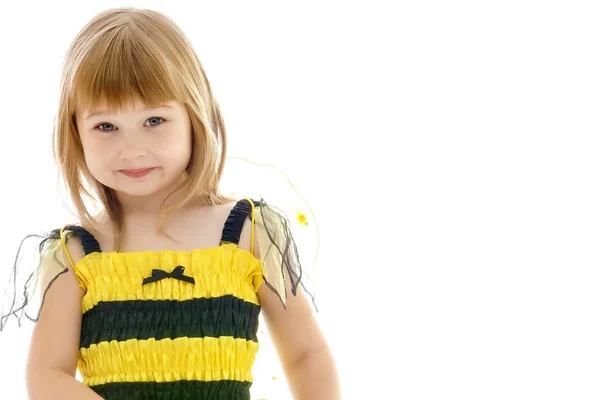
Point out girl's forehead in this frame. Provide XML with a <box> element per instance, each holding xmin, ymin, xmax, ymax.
<box><xmin>78</xmin><ymin>98</ymin><xmax>176</xmax><ymax>116</ymax></box>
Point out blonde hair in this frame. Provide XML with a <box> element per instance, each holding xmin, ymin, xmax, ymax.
<box><xmin>53</xmin><ymin>7</ymin><xmax>232</xmax><ymax>251</ymax></box>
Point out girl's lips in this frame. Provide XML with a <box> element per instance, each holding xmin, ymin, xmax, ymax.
<box><xmin>119</xmin><ymin>167</ymin><xmax>156</xmax><ymax>178</ymax></box>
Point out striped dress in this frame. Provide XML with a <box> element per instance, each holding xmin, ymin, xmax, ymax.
<box><xmin>60</xmin><ymin>199</ymin><xmax>265</xmax><ymax>399</ymax></box>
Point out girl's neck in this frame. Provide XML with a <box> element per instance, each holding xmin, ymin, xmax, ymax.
<box><xmin>118</xmin><ymin>192</ymin><xmax>171</xmax><ymax>217</ymax></box>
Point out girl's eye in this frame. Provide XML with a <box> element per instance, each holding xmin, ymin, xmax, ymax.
<box><xmin>146</xmin><ymin>117</ymin><xmax>164</xmax><ymax>127</ymax></box>
<box><xmin>95</xmin><ymin>117</ymin><xmax>165</xmax><ymax>132</ymax></box>
<box><xmin>96</xmin><ymin>123</ymin><xmax>115</xmax><ymax>132</ymax></box>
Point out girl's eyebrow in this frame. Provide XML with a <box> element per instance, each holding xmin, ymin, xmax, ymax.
<box><xmin>85</xmin><ymin>104</ymin><xmax>173</xmax><ymax>120</ymax></box>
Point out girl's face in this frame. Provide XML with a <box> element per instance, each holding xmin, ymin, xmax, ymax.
<box><xmin>76</xmin><ymin>99</ymin><xmax>192</xmax><ymax>198</ymax></box>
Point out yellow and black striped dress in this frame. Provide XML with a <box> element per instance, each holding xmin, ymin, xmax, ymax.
<box><xmin>59</xmin><ymin>199</ymin><xmax>266</xmax><ymax>399</ymax></box>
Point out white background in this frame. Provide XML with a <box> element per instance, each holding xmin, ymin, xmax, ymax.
<box><xmin>0</xmin><ymin>1</ymin><xmax>599</xmax><ymax>399</ymax></box>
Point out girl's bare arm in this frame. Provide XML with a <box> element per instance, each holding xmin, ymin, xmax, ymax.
<box><xmin>26</xmin><ymin>237</ymin><xmax>102</xmax><ymax>400</ymax></box>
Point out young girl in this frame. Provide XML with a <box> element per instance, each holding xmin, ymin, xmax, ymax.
<box><xmin>0</xmin><ymin>7</ymin><xmax>339</xmax><ymax>400</ymax></box>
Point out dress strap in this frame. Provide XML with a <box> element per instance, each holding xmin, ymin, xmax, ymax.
<box><xmin>220</xmin><ymin>199</ymin><xmax>259</xmax><ymax>247</ymax></box>
<box><xmin>59</xmin><ymin>226</ymin><xmax>76</xmax><ymax>269</ymax></box>
<box><xmin>57</xmin><ymin>225</ymin><xmax>102</xmax><ymax>264</ymax></box>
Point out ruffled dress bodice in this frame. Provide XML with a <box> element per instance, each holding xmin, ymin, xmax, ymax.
<box><xmin>73</xmin><ymin>244</ymin><xmax>264</xmax><ymax>399</ymax></box>
<box><xmin>52</xmin><ymin>199</ymin><xmax>270</xmax><ymax>399</ymax></box>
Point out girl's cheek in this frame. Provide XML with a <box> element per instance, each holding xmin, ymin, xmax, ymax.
<box><xmin>86</xmin><ymin>135</ymin><xmax>116</xmax><ymax>152</ymax></box>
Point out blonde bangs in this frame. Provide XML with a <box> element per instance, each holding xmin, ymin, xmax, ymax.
<box><xmin>54</xmin><ymin>8</ymin><xmax>231</xmax><ymax>251</ymax></box>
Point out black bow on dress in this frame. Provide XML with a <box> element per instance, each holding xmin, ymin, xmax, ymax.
<box><xmin>142</xmin><ymin>265</ymin><xmax>195</xmax><ymax>286</ymax></box>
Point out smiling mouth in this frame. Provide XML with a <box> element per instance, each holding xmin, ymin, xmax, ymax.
<box><xmin>119</xmin><ymin>167</ymin><xmax>156</xmax><ymax>178</ymax></box>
